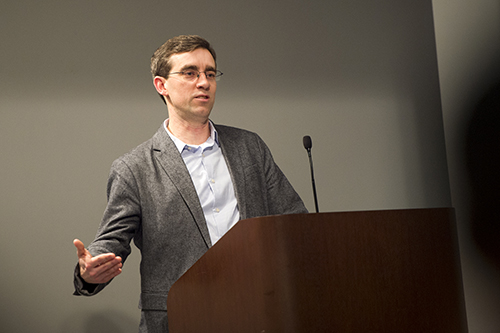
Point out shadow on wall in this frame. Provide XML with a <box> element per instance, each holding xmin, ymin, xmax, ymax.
<box><xmin>465</xmin><ymin>73</ymin><xmax>500</xmax><ymax>271</ymax></box>
<box><xmin>60</xmin><ymin>310</ymin><xmax>138</xmax><ymax>333</ymax></box>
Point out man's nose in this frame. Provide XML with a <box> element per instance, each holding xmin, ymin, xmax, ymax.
<box><xmin>196</xmin><ymin>72</ymin><xmax>210</xmax><ymax>87</ymax></box>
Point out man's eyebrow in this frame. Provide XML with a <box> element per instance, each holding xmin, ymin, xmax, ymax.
<box><xmin>179</xmin><ymin>64</ymin><xmax>217</xmax><ymax>72</ymax></box>
<box><xmin>179</xmin><ymin>65</ymin><xmax>198</xmax><ymax>71</ymax></box>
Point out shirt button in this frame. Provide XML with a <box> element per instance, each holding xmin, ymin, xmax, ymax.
<box><xmin>211</xmin><ymin>179</ymin><xmax>215</xmax><ymax>183</ymax></box>
<box><xmin>215</xmin><ymin>208</ymin><xmax>220</xmax><ymax>213</ymax></box>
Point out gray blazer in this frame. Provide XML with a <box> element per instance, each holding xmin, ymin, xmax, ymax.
<box><xmin>74</xmin><ymin>124</ymin><xmax>307</xmax><ymax>331</ymax></box>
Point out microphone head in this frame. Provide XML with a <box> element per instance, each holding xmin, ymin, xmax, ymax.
<box><xmin>303</xmin><ymin>135</ymin><xmax>312</xmax><ymax>150</ymax></box>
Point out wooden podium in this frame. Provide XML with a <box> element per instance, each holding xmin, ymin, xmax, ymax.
<box><xmin>167</xmin><ymin>208</ymin><xmax>468</xmax><ymax>332</ymax></box>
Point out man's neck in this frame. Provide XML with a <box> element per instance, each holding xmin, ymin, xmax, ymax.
<box><xmin>167</xmin><ymin>117</ymin><xmax>211</xmax><ymax>145</ymax></box>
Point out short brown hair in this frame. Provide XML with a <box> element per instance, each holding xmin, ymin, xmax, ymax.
<box><xmin>150</xmin><ymin>35</ymin><xmax>217</xmax><ymax>79</ymax></box>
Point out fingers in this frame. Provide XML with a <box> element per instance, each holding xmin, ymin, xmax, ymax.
<box><xmin>91</xmin><ymin>253</ymin><xmax>120</xmax><ymax>267</ymax></box>
<box><xmin>84</xmin><ymin>255</ymin><xmax>123</xmax><ymax>284</ymax></box>
<box><xmin>89</xmin><ymin>256</ymin><xmax>123</xmax><ymax>283</ymax></box>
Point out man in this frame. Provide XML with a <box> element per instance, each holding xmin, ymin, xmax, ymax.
<box><xmin>73</xmin><ymin>35</ymin><xmax>307</xmax><ymax>332</ymax></box>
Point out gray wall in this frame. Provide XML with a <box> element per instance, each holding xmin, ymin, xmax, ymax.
<box><xmin>0</xmin><ymin>0</ymin><xmax>460</xmax><ymax>332</ymax></box>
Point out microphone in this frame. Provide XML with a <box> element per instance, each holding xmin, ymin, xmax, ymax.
<box><xmin>303</xmin><ymin>135</ymin><xmax>319</xmax><ymax>213</ymax></box>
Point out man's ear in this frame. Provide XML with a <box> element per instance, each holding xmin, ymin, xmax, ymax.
<box><xmin>153</xmin><ymin>76</ymin><xmax>168</xmax><ymax>97</ymax></box>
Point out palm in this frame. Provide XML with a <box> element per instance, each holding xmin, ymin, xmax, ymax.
<box><xmin>73</xmin><ymin>239</ymin><xmax>122</xmax><ymax>284</ymax></box>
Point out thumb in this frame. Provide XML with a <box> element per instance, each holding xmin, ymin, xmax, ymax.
<box><xmin>73</xmin><ymin>239</ymin><xmax>90</xmax><ymax>259</ymax></box>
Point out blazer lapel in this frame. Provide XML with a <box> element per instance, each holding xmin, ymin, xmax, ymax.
<box><xmin>215</xmin><ymin>125</ymin><xmax>248</xmax><ymax>220</ymax></box>
<box><xmin>151</xmin><ymin>127</ymin><xmax>212</xmax><ymax>248</ymax></box>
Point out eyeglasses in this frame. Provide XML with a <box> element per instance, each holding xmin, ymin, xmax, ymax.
<box><xmin>168</xmin><ymin>70</ymin><xmax>223</xmax><ymax>82</ymax></box>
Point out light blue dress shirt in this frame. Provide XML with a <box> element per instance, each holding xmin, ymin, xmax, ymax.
<box><xmin>164</xmin><ymin>120</ymin><xmax>240</xmax><ymax>244</ymax></box>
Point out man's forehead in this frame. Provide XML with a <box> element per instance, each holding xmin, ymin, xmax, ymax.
<box><xmin>169</xmin><ymin>49</ymin><xmax>216</xmax><ymax>69</ymax></box>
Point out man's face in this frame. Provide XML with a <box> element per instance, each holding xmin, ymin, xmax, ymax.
<box><xmin>162</xmin><ymin>48</ymin><xmax>217</xmax><ymax>124</ymax></box>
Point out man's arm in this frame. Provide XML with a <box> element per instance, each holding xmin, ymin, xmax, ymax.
<box><xmin>73</xmin><ymin>156</ymin><xmax>142</xmax><ymax>296</ymax></box>
<box><xmin>257</xmin><ymin>134</ymin><xmax>308</xmax><ymax>215</ymax></box>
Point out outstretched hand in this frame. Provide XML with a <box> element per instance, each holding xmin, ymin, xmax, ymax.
<box><xmin>73</xmin><ymin>239</ymin><xmax>122</xmax><ymax>284</ymax></box>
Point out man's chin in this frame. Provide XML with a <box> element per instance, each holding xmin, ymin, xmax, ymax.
<box><xmin>190</xmin><ymin>109</ymin><xmax>212</xmax><ymax>123</ymax></box>
<box><xmin>194</xmin><ymin>107</ymin><xmax>213</xmax><ymax>118</ymax></box>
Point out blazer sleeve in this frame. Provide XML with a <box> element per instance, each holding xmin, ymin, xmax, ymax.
<box><xmin>221</xmin><ymin>125</ymin><xmax>308</xmax><ymax>218</ymax></box>
<box><xmin>257</xmin><ymin>134</ymin><xmax>308</xmax><ymax>215</ymax></box>
<box><xmin>73</xmin><ymin>157</ymin><xmax>141</xmax><ymax>296</ymax></box>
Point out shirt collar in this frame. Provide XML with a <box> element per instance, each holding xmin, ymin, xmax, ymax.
<box><xmin>163</xmin><ymin>119</ymin><xmax>219</xmax><ymax>153</ymax></box>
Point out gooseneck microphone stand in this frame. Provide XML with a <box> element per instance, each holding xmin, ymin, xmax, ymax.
<box><xmin>303</xmin><ymin>135</ymin><xmax>319</xmax><ymax>213</ymax></box>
